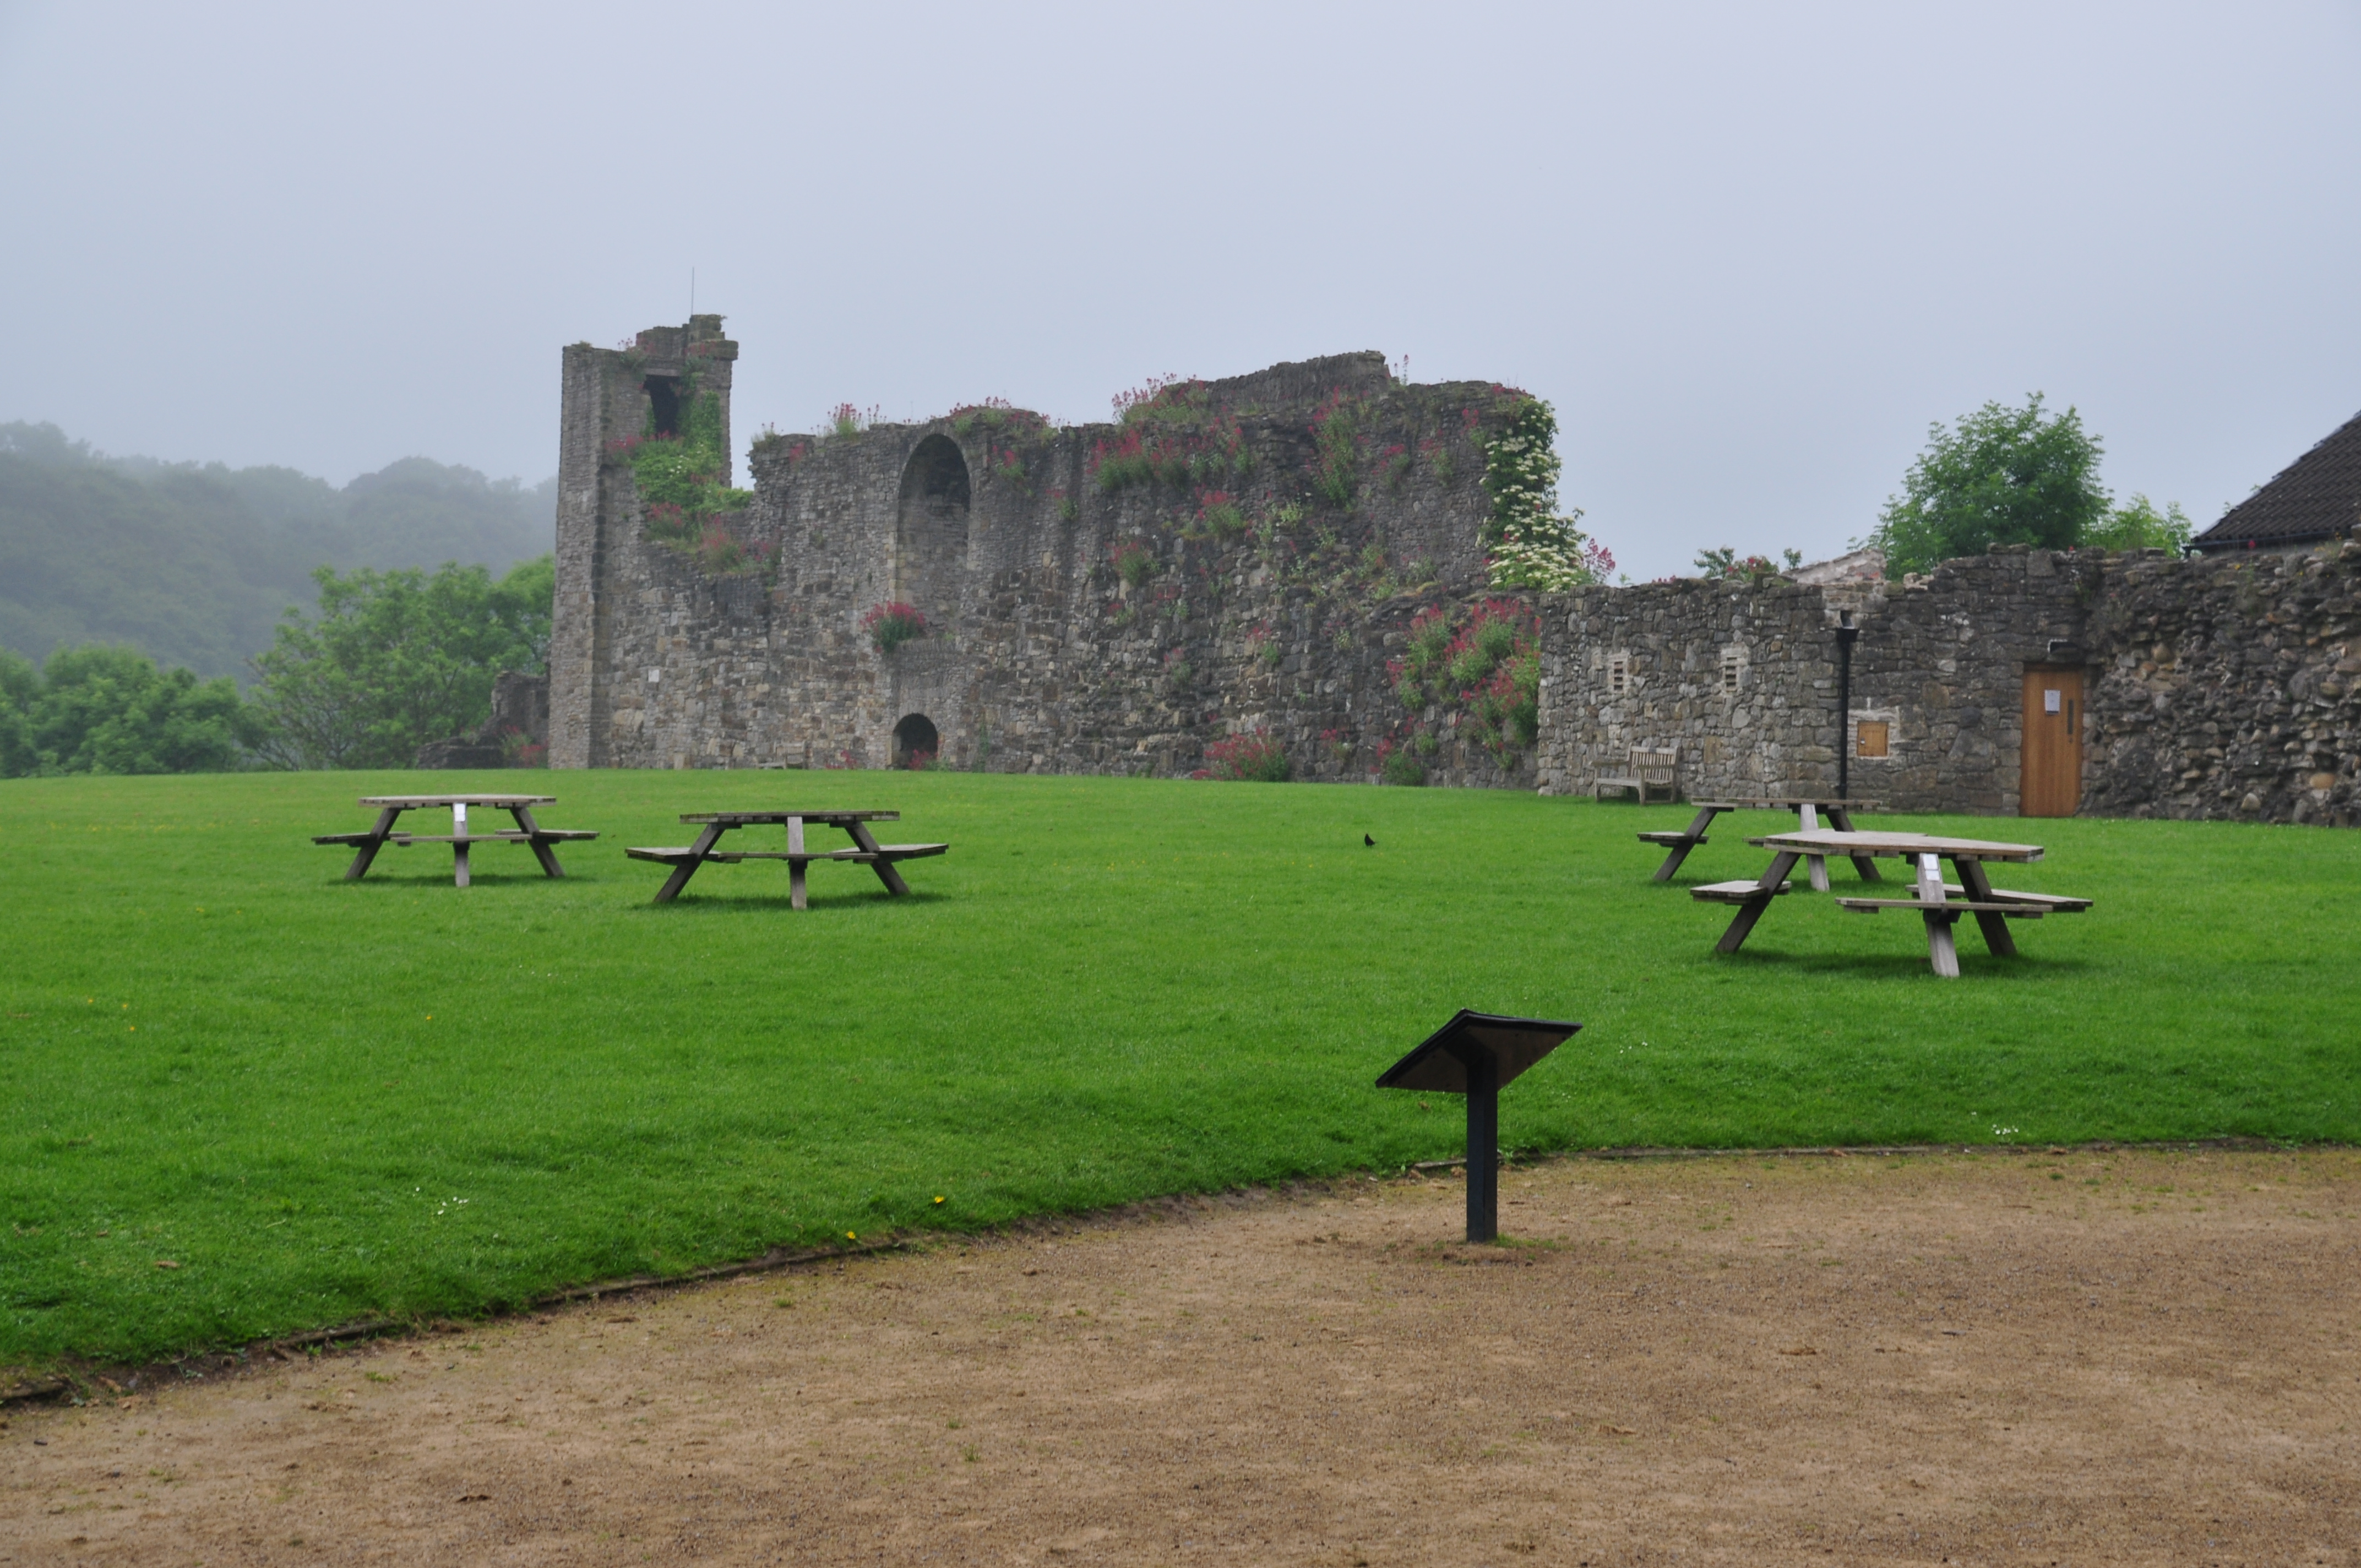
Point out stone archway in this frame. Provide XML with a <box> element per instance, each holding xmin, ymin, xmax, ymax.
<box><xmin>894</xmin><ymin>434</ymin><xmax>971</xmax><ymax>627</ymax></box>
<box><xmin>893</xmin><ymin>713</ymin><xmax>940</xmax><ymax>770</ymax></box>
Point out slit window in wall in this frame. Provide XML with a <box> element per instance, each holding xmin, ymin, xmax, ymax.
<box><xmin>644</xmin><ymin>376</ymin><xmax>683</xmax><ymax>438</ymax></box>
<box><xmin>1607</xmin><ymin>652</ymin><xmax>1630</xmax><ymax>696</ymax></box>
<box><xmin>1719</xmin><ymin>646</ymin><xmax>1747</xmax><ymax>695</ymax></box>
<box><xmin>1857</xmin><ymin>720</ymin><xmax>1890</xmax><ymax>759</ymax></box>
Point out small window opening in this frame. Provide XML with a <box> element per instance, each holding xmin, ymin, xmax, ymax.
<box><xmin>892</xmin><ymin>713</ymin><xmax>940</xmax><ymax>771</ymax></box>
<box><xmin>1720</xmin><ymin>646</ymin><xmax>1747</xmax><ymax>695</ymax></box>
<box><xmin>1857</xmin><ymin>720</ymin><xmax>1890</xmax><ymax>759</ymax></box>
<box><xmin>644</xmin><ymin>375</ymin><xmax>683</xmax><ymax>439</ymax></box>
<box><xmin>1607</xmin><ymin>652</ymin><xmax>1630</xmax><ymax>696</ymax></box>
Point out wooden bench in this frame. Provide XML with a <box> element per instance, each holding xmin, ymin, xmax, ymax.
<box><xmin>314</xmin><ymin>795</ymin><xmax>596</xmax><ymax>887</ymax></box>
<box><xmin>633</xmin><ymin>810</ymin><xmax>948</xmax><ymax>907</ymax></box>
<box><xmin>1644</xmin><ymin>797</ymin><xmax>1883</xmax><ymax>885</ymax></box>
<box><xmin>1596</xmin><ymin>746</ymin><xmax>1680</xmax><ymax>804</ymax></box>
<box><xmin>1689</xmin><ymin>878</ymin><xmax>1794</xmax><ymax>904</ymax></box>
<box><xmin>1824</xmin><ymin>847</ymin><xmax>2087</xmax><ymax>977</ymax></box>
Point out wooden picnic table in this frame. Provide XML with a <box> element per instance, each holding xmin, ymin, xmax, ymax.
<box><xmin>1689</xmin><ymin>828</ymin><xmax>2091</xmax><ymax>978</ymax></box>
<box><xmin>314</xmin><ymin>794</ymin><xmax>598</xmax><ymax>888</ymax></box>
<box><xmin>625</xmin><ymin>810</ymin><xmax>948</xmax><ymax>907</ymax></box>
<box><xmin>1642</xmin><ymin>797</ymin><xmax>1885</xmax><ymax>889</ymax></box>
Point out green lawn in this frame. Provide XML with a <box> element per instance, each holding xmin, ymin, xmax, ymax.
<box><xmin>3</xmin><ymin>770</ymin><xmax>2355</xmax><ymax>1368</ymax></box>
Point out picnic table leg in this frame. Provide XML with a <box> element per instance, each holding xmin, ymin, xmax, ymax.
<box><xmin>787</xmin><ymin>816</ymin><xmax>808</xmax><ymax>911</ymax></box>
<box><xmin>344</xmin><ymin>808</ymin><xmax>401</xmax><ymax>880</ymax></box>
<box><xmin>1716</xmin><ymin>851</ymin><xmax>1800</xmax><ymax>954</ymax></box>
<box><xmin>845</xmin><ymin>821</ymin><xmax>911</xmax><ymax>896</ymax></box>
<box><xmin>1825</xmin><ymin>806</ymin><xmax>1881</xmax><ymax>881</ymax></box>
<box><xmin>1799</xmin><ymin>804</ymin><xmax>1831</xmax><ymax>892</ymax></box>
<box><xmin>1651</xmin><ymin>805</ymin><xmax>1721</xmax><ymax>881</ymax></box>
<box><xmin>510</xmin><ymin>804</ymin><xmax>565</xmax><ymax>878</ymax></box>
<box><xmin>451</xmin><ymin>802</ymin><xmax>471</xmax><ymax>889</ymax></box>
<box><xmin>654</xmin><ymin>824</ymin><xmax>727</xmax><ymax>903</ymax></box>
<box><xmin>1954</xmin><ymin>857</ymin><xmax>2019</xmax><ymax>958</ymax></box>
<box><xmin>1915</xmin><ymin>853</ymin><xmax>1960</xmax><ymax>977</ymax></box>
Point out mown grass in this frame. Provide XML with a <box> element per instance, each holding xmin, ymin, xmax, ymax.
<box><xmin>2</xmin><ymin>769</ymin><xmax>2355</xmax><ymax>1367</ymax></box>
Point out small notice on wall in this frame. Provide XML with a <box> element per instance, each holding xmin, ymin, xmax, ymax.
<box><xmin>2044</xmin><ymin>688</ymin><xmax>2061</xmax><ymax>714</ymax></box>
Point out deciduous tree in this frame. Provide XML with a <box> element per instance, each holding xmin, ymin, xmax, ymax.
<box><xmin>1872</xmin><ymin>395</ymin><xmax>2108</xmax><ymax>576</ymax></box>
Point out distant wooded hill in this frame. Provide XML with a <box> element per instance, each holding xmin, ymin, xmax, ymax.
<box><xmin>0</xmin><ymin>422</ymin><xmax>554</xmax><ymax>681</ymax></box>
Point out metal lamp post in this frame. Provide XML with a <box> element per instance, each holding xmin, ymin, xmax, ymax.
<box><xmin>1835</xmin><ymin>610</ymin><xmax>1859</xmax><ymax>802</ymax></box>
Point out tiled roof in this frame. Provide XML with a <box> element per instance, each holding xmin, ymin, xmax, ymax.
<box><xmin>2191</xmin><ymin>407</ymin><xmax>2361</xmax><ymax>551</ymax></box>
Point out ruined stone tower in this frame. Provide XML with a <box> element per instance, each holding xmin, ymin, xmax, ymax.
<box><xmin>547</xmin><ymin>315</ymin><xmax>737</xmax><ymax>770</ymax></box>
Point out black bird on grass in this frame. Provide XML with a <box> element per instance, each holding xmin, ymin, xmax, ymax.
<box><xmin>1364</xmin><ymin>834</ymin><xmax>1376</xmax><ymax>847</ymax></box>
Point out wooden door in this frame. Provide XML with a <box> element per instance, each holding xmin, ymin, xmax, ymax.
<box><xmin>2020</xmin><ymin>667</ymin><xmax>2085</xmax><ymax>817</ymax></box>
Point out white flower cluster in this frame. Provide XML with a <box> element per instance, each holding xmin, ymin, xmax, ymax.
<box><xmin>1481</xmin><ymin>399</ymin><xmax>1605</xmax><ymax>591</ymax></box>
<box><xmin>1489</xmin><ymin>509</ymin><xmax>1600</xmax><ymax>591</ymax></box>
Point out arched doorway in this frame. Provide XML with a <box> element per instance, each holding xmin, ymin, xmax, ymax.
<box><xmin>893</xmin><ymin>713</ymin><xmax>940</xmax><ymax>770</ymax></box>
<box><xmin>895</xmin><ymin>434</ymin><xmax>971</xmax><ymax>626</ymax></box>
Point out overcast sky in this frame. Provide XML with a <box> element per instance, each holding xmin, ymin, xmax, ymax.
<box><xmin>2</xmin><ymin>2</ymin><xmax>2355</xmax><ymax>580</ymax></box>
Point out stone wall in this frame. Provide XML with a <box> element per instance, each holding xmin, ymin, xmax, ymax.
<box><xmin>1537</xmin><ymin>542</ymin><xmax>2360</xmax><ymax>825</ymax></box>
<box><xmin>550</xmin><ymin>331</ymin><xmax>1555</xmax><ymax>787</ymax></box>
<box><xmin>2081</xmin><ymin>540</ymin><xmax>2361</xmax><ymax>825</ymax></box>
<box><xmin>546</xmin><ymin>316</ymin><xmax>2357</xmax><ymax>824</ymax></box>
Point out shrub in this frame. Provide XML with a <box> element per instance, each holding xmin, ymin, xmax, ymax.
<box><xmin>1308</xmin><ymin>390</ymin><xmax>1361</xmax><ymax>508</ymax></box>
<box><xmin>1377</xmin><ymin>737</ymin><xmax>1427</xmax><ymax>786</ymax></box>
<box><xmin>695</xmin><ymin>521</ymin><xmax>768</xmax><ymax>576</ymax></box>
<box><xmin>1192</xmin><ymin>488</ymin><xmax>1245</xmax><ymax>540</ymax></box>
<box><xmin>1479</xmin><ymin>395</ymin><xmax>1612</xmax><ymax>589</ymax></box>
<box><xmin>1087</xmin><ymin>414</ymin><xmax>1247</xmax><ymax>493</ymax></box>
<box><xmin>248</xmin><ymin>558</ymin><xmax>550</xmax><ymax>770</ymax></box>
<box><xmin>1195</xmin><ymin>730</ymin><xmax>1291</xmax><ymax>782</ymax></box>
<box><xmin>1385</xmin><ymin>598</ymin><xmax>1543</xmax><ymax>767</ymax></box>
<box><xmin>861</xmin><ymin>601</ymin><xmax>927</xmax><ymax>654</ymax></box>
<box><xmin>1110</xmin><ymin>538</ymin><xmax>1157</xmax><ymax>590</ymax></box>
<box><xmin>1</xmin><ymin>644</ymin><xmax>257</xmax><ymax>777</ymax></box>
<box><xmin>499</xmin><ymin>726</ymin><xmax>547</xmax><ymax>768</ymax></box>
<box><xmin>1694</xmin><ymin>546</ymin><xmax>1797</xmax><ymax>582</ymax></box>
<box><xmin>612</xmin><ymin>383</ymin><xmax>752</xmax><ymax>549</ymax></box>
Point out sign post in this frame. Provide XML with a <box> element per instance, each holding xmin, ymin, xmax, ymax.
<box><xmin>1377</xmin><ymin>1010</ymin><xmax>1581</xmax><ymax>1242</ymax></box>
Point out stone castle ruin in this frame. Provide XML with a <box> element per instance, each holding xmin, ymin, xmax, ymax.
<box><xmin>547</xmin><ymin>317</ymin><xmax>2359</xmax><ymax>826</ymax></box>
<box><xmin>549</xmin><ymin>316</ymin><xmax>1563</xmax><ymax>787</ymax></box>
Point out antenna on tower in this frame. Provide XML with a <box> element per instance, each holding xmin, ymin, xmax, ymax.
<box><xmin>690</xmin><ymin>266</ymin><xmax>696</xmax><ymax>320</ymax></box>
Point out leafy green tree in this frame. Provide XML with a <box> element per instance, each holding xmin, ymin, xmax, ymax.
<box><xmin>248</xmin><ymin>556</ymin><xmax>552</xmax><ymax>769</ymax></box>
<box><xmin>2085</xmin><ymin>493</ymin><xmax>2194</xmax><ymax>553</ymax></box>
<box><xmin>0</xmin><ymin>644</ymin><xmax>255</xmax><ymax>776</ymax></box>
<box><xmin>0</xmin><ymin>648</ymin><xmax>39</xmax><ymax>776</ymax></box>
<box><xmin>1872</xmin><ymin>395</ymin><xmax>2108</xmax><ymax>576</ymax></box>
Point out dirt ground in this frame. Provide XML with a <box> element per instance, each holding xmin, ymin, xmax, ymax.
<box><xmin>4</xmin><ymin>1147</ymin><xmax>2357</xmax><ymax>1567</ymax></box>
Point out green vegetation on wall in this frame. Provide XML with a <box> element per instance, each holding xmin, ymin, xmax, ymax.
<box><xmin>1478</xmin><ymin>396</ymin><xmax>1612</xmax><ymax>590</ymax></box>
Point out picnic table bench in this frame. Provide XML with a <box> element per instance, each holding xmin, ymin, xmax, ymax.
<box><xmin>314</xmin><ymin>794</ymin><xmax>598</xmax><ymax>888</ymax></box>
<box><xmin>1641</xmin><ymin>797</ymin><xmax>1884</xmax><ymax>889</ymax></box>
<box><xmin>627</xmin><ymin>810</ymin><xmax>948</xmax><ymax>907</ymax></box>
<box><xmin>1692</xmin><ymin>828</ymin><xmax>2091</xmax><ymax>978</ymax></box>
